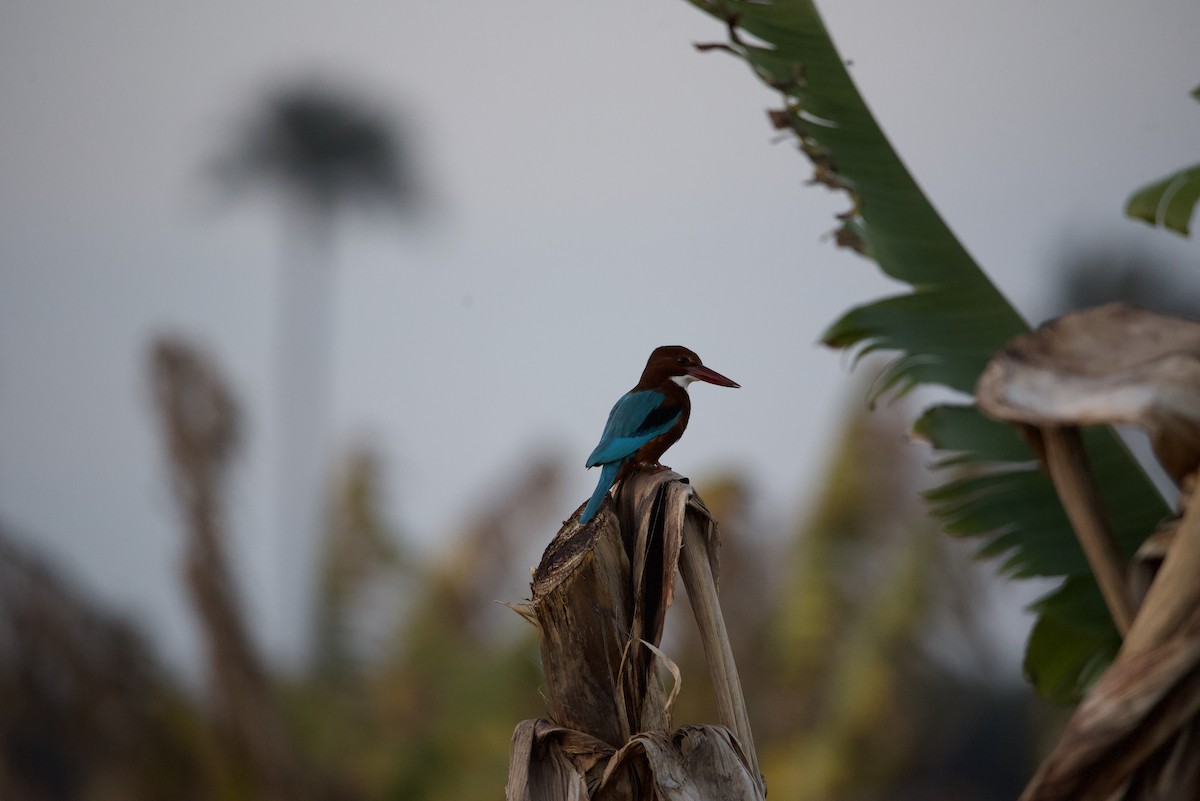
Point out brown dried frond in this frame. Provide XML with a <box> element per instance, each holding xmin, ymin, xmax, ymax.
<box><xmin>507</xmin><ymin>470</ymin><xmax>764</xmax><ymax>801</ymax></box>
<box><xmin>150</xmin><ymin>335</ymin><xmax>303</xmax><ymax>801</ymax></box>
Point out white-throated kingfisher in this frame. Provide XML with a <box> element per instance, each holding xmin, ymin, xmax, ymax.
<box><xmin>578</xmin><ymin>345</ymin><xmax>739</xmax><ymax>524</ymax></box>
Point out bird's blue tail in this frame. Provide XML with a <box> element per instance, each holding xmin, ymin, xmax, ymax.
<box><xmin>579</xmin><ymin>461</ymin><xmax>622</xmax><ymax>524</ymax></box>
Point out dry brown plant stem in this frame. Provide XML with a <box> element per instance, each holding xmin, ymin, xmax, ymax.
<box><xmin>152</xmin><ymin>338</ymin><xmax>300</xmax><ymax>801</ymax></box>
<box><xmin>1121</xmin><ymin>489</ymin><xmax>1200</xmax><ymax>659</ymax></box>
<box><xmin>1041</xmin><ymin>426</ymin><xmax>1135</xmax><ymax>635</ymax></box>
<box><xmin>678</xmin><ymin>504</ymin><xmax>760</xmax><ymax>780</ymax></box>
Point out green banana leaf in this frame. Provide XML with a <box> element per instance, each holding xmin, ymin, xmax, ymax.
<box><xmin>1126</xmin><ymin>163</ymin><xmax>1200</xmax><ymax>237</ymax></box>
<box><xmin>1124</xmin><ymin>85</ymin><xmax>1200</xmax><ymax>237</ymax></box>
<box><xmin>683</xmin><ymin>0</ymin><xmax>1170</xmax><ymax>701</ymax></box>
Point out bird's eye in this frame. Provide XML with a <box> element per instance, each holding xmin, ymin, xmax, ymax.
<box><xmin>677</xmin><ymin>356</ymin><xmax>688</xmax><ymax>365</ymax></box>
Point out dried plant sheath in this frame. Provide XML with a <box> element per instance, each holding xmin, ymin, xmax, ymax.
<box><xmin>677</xmin><ymin>491</ymin><xmax>760</xmax><ymax>781</ymax></box>
<box><xmin>1020</xmin><ymin>602</ymin><xmax>1200</xmax><ymax>800</ymax></box>
<box><xmin>506</xmin><ymin>720</ymin><xmax>615</xmax><ymax>801</ymax></box>
<box><xmin>981</xmin><ymin>305</ymin><xmax>1200</xmax><ymax>800</ymax></box>
<box><xmin>508</xmin><ymin>471</ymin><xmax>764</xmax><ymax>800</ymax></box>
<box><xmin>977</xmin><ymin>303</ymin><xmax>1200</xmax><ymax>485</ymax></box>
<box><xmin>530</xmin><ymin>509</ymin><xmax>635</xmax><ymax>747</ymax></box>
<box><xmin>1122</xmin><ymin>499</ymin><xmax>1200</xmax><ymax>661</ymax></box>
<box><xmin>972</xmin><ymin>303</ymin><xmax>1200</xmax><ymax>634</ymax></box>
<box><xmin>595</xmin><ymin>726</ymin><xmax>763</xmax><ymax>801</ymax></box>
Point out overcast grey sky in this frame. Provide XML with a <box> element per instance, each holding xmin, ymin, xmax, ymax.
<box><xmin>2</xmin><ymin>0</ymin><xmax>1198</xmax><ymax>672</ymax></box>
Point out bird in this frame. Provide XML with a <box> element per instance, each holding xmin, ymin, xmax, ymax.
<box><xmin>578</xmin><ymin>345</ymin><xmax>739</xmax><ymax>524</ymax></box>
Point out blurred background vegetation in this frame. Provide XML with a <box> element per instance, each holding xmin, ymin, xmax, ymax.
<box><xmin>0</xmin><ymin>72</ymin><xmax>1064</xmax><ymax>792</ymax></box>
<box><xmin>5</xmin><ymin>119</ymin><xmax>1105</xmax><ymax>789</ymax></box>
<box><xmin>3</xmin><ymin>7</ymin><xmax>1196</xmax><ymax>798</ymax></box>
<box><xmin>0</xmin><ymin>340</ymin><xmax>1064</xmax><ymax>800</ymax></box>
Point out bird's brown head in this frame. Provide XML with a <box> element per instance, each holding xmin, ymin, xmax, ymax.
<box><xmin>638</xmin><ymin>345</ymin><xmax>740</xmax><ymax>390</ymax></box>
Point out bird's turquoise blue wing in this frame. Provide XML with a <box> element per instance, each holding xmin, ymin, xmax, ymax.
<box><xmin>585</xmin><ymin>389</ymin><xmax>680</xmax><ymax>467</ymax></box>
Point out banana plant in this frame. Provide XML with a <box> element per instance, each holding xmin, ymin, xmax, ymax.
<box><xmin>1125</xmin><ymin>85</ymin><xmax>1200</xmax><ymax>237</ymax></box>
<box><xmin>682</xmin><ymin>0</ymin><xmax>1170</xmax><ymax>702</ymax></box>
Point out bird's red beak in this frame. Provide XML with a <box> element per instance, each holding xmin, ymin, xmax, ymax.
<box><xmin>687</xmin><ymin>364</ymin><xmax>740</xmax><ymax>388</ymax></box>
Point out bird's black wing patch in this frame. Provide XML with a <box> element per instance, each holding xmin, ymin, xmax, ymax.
<box><xmin>637</xmin><ymin>402</ymin><xmax>679</xmax><ymax>436</ymax></box>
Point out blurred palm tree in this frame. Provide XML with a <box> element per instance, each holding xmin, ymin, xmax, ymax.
<box><xmin>213</xmin><ymin>80</ymin><xmax>420</xmax><ymax>666</ymax></box>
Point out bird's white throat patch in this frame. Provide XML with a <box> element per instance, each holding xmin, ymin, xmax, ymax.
<box><xmin>671</xmin><ymin>374</ymin><xmax>696</xmax><ymax>389</ymax></box>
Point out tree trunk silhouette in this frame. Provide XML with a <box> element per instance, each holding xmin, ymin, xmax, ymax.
<box><xmin>274</xmin><ymin>199</ymin><xmax>335</xmax><ymax>666</ymax></box>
